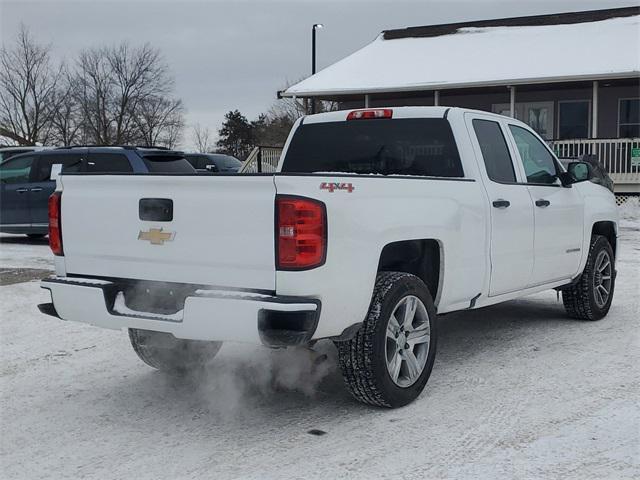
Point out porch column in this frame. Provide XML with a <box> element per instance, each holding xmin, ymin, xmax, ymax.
<box><xmin>434</xmin><ymin>90</ymin><xmax>440</xmax><ymax>106</ymax></box>
<box><xmin>592</xmin><ymin>81</ymin><xmax>599</xmax><ymax>138</ymax></box>
<box><xmin>509</xmin><ymin>86</ymin><xmax>516</xmax><ymax>118</ymax></box>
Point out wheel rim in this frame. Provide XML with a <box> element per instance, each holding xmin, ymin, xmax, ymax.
<box><xmin>593</xmin><ymin>250</ymin><xmax>612</xmax><ymax>309</ymax></box>
<box><xmin>384</xmin><ymin>295</ymin><xmax>431</xmax><ymax>388</ymax></box>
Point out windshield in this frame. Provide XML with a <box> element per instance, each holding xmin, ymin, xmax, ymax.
<box><xmin>281</xmin><ymin>118</ymin><xmax>463</xmax><ymax>177</ymax></box>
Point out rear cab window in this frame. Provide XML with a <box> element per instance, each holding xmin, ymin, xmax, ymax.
<box><xmin>281</xmin><ymin>118</ymin><xmax>464</xmax><ymax>177</ymax></box>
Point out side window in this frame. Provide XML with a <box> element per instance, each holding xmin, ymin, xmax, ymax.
<box><xmin>33</xmin><ymin>154</ymin><xmax>82</xmax><ymax>181</ymax></box>
<box><xmin>0</xmin><ymin>155</ymin><xmax>34</xmax><ymax>184</ymax></box>
<box><xmin>472</xmin><ymin>119</ymin><xmax>516</xmax><ymax>183</ymax></box>
<box><xmin>509</xmin><ymin>125</ymin><xmax>558</xmax><ymax>185</ymax></box>
<box><xmin>86</xmin><ymin>153</ymin><xmax>133</xmax><ymax>173</ymax></box>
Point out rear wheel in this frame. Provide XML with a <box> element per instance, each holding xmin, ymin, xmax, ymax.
<box><xmin>129</xmin><ymin>329</ymin><xmax>222</xmax><ymax>374</ymax></box>
<box><xmin>335</xmin><ymin>272</ymin><xmax>437</xmax><ymax>408</ymax></box>
<box><xmin>562</xmin><ymin>234</ymin><xmax>615</xmax><ymax>320</ymax></box>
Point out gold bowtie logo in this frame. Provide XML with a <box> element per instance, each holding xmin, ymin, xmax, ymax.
<box><xmin>138</xmin><ymin>228</ymin><xmax>175</xmax><ymax>245</ymax></box>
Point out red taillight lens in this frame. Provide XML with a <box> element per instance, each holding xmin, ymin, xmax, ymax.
<box><xmin>276</xmin><ymin>196</ymin><xmax>326</xmax><ymax>270</ymax></box>
<box><xmin>346</xmin><ymin>109</ymin><xmax>393</xmax><ymax>120</ymax></box>
<box><xmin>48</xmin><ymin>191</ymin><xmax>63</xmax><ymax>256</ymax></box>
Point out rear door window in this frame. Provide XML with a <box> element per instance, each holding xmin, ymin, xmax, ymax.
<box><xmin>86</xmin><ymin>153</ymin><xmax>133</xmax><ymax>173</ymax></box>
<box><xmin>0</xmin><ymin>155</ymin><xmax>35</xmax><ymax>183</ymax></box>
<box><xmin>33</xmin><ymin>154</ymin><xmax>82</xmax><ymax>181</ymax></box>
<box><xmin>472</xmin><ymin>119</ymin><xmax>517</xmax><ymax>183</ymax></box>
<box><xmin>281</xmin><ymin>118</ymin><xmax>464</xmax><ymax>177</ymax></box>
<box><xmin>142</xmin><ymin>155</ymin><xmax>196</xmax><ymax>173</ymax></box>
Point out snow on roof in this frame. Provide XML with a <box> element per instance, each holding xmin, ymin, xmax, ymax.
<box><xmin>283</xmin><ymin>10</ymin><xmax>640</xmax><ymax>97</ymax></box>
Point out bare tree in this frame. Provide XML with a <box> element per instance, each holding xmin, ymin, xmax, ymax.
<box><xmin>191</xmin><ymin>123</ymin><xmax>213</xmax><ymax>152</ymax></box>
<box><xmin>135</xmin><ymin>96</ymin><xmax>184</xmax><ymax>148</ymax></box>
<box><xmin>0</xmin><ymin>25</ymin><xmax>63</xmax><ymax>145</ymax></box>
<box><xmin>74</xmin><ymin>42</ymin><xmax>182</xmax><ymax>145</ymax></box>
<box><xmin>48</xmin><ymin>69</ymin><xmax>83</xmax><ymax>146</ymax></box>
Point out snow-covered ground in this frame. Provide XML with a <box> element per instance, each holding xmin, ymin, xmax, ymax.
<box><xmin>1</xmin><ymin>204</ymin><xmax>639</xmax><ymax>480</ymax></box>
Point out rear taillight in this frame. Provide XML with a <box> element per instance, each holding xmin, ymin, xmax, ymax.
<box><xmin>346</xmin><ymin>109</ymin><xmax>393</xmax><ymax>120</ymax></box>
<box><xmin>48</xmin><ymin>191</ymin><xmax>63</xmax><ymax>256</ymax></box>
<box><xmin>276</xmin><ymin>196</ymin><xmax>326</xmax><ymax>270</ymax></box>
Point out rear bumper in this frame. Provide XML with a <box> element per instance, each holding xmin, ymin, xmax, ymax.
<box><xmin>40</xmin><ymin>277</ymin><xmax>320</xmax><ymax>347</ymax></box>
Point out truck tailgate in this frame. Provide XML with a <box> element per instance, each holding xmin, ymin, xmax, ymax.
<box><xmin>59</xmin><ymin>174</ymin><xmax>276</xmax><ymax>290</ymax></box>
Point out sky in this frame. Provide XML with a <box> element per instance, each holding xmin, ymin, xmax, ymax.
<box><xmin>1</xmin><ymin>0</ymin><xmax>637</xmax><ymax>148</ymax></box>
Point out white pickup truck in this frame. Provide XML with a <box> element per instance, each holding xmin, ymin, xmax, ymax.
<box><xmin>40</xmin><ymin>107</ymin><xmax>618</xmax><ymax>408</ymax></box>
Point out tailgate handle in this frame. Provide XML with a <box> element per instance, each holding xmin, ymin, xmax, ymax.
<box><xmin>139</xmin><ymin>198</ymin><xmax>173</xmax><ymax>222</ymax></box>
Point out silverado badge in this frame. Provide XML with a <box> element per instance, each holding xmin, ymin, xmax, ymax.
<box><xmin>138</xmin><ymin>228</ymin><xmax>175</xmax><ymax>245</ymax></box>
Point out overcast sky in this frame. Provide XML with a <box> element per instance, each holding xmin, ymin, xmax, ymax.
<box><xmin>1</xmin><ymin>0</ymin><xmax>637</xmax><ymax>148</ymax></box>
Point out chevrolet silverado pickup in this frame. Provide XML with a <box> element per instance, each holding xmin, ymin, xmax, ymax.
<box><xmin>39</xmin><ymin>107</ymin><xmax>618</xmax><ymax>408</ymax></box>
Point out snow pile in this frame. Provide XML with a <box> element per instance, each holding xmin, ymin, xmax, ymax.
<box><xmin>618</xmin><ymin>196</ymin><xmax>640</xmax><ymax>229</ymax></box>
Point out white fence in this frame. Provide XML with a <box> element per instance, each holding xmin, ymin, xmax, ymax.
<box><xmin>240</xmin><ymin>146</ymin><xmax>283</xmax><ymax>173</ymax></box>
<box><xmin>549</xmin><ymin>138</ymin><xmax>640</xmax><ymax>190</ymax></box>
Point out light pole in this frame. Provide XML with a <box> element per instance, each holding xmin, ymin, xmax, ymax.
<box><xmin>311</xmin><ymin>23</ymin><xmax>323</xmax><ymax>114</ymax></box>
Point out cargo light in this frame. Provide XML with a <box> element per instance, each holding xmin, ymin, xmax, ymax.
<box><xmin>276</xmin><ymin>195</ymin><xmax>327</xmax><ymax>270</ymax></box>
<box><xmin>346</xmin><ymin>109</ymin><xmax>393</xmax><ymax>120</ymax></box>
<box><xmin>48</xmin><ymin>191</ymin><xmax>63</xmax><ymax>256</ymax></box>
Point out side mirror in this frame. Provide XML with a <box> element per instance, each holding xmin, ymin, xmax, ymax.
<box><xmin>50</xmin><ymin>164</ymin><xmax>62</xmax><ymax>181</ymax></box>
<box><xmin>560</xmin><ymin>161</ymin><xmax>592</xmax><ymax>187</ymax></box>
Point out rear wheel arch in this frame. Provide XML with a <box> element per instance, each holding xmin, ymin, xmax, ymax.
<box><xmin>591</xmin><ymin>221</ymin><xmax>617</xmax><ymax>257</ymax></box>
<box><xmin>377</xmin><ymin>239</ymin><xmax>442</xmax><ymax>305</ymax></box>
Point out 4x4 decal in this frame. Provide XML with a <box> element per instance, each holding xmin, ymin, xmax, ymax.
<box><xmin>320</xmin><ymin>182</ymin><xmax>355</xmax><ymax>193</ymax></box>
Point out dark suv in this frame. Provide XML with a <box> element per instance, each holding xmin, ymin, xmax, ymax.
<box><xmin>0</xmin><ymin>146</ymin><xmax>195</xmax><ymax>237</ymax></box>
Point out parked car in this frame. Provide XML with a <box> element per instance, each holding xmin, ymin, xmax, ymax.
<box><xmin>0</xmin><ymin>146</ymin><xmax>195</xmax><ymax>237</ymax></box>
<box><xmin>183</xmin><ymin>153</ymin><xmax>242</xmax><ymax>172</ymax></box>
<box><xmin>559</xmin><ymin>154</ymin><xmax>614</xmax><ymax>192</ymax></box>
<box><xmin>39</xmin><ymin>107</ymin><xmax>618</xmax><ymax>408</ymax></box>
<box><xmin>0</xmin><ymin>146</ymin><xmax>51</xmax><ymax>162</ymax></box>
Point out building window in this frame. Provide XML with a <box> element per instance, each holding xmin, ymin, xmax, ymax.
<box><xmin>558</xmin><ymin>100</ymin><xmax>590</xmax><ymax>139</ymax></box>
<box><xmin>619</xmin><ymin>98</ymin><xmax>640</xmax><ymax>138</ymax></box>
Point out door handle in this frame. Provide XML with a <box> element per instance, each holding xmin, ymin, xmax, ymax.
<box><xmin>30</xmin><ymin>187</ymin><xmax>43</xmax><ymax>192</ymax></box>
<box><xmin>492</xmin><ymin>199</ymin><xmax>510</xmax><ymax>209</ymax></box>
<box><xmin>535</xmin><ymin>199</ymin><xmax>551</xmax><ymax>208</ymax></box>
<box><xmin>16</xmin><ymin>188</ymin><xmax>28</xmax><ymax>193</ymax></box>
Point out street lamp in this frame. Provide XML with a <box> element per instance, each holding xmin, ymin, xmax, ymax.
<box><xmin>311</xmin><ymin>23</ymin><xmax>323</xmax><ymax>114</ymax></box>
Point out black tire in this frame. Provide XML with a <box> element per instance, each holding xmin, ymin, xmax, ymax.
<box><xmin>562</xmin><ymin>234</ymin><xmax>615</xmax><ymax>321</ymax></box>
<box><xmin>26</xmin><ymin>234</ymin><xmax>46</xmax><ymax>239</ymax></box>
<box><xmin>128</xmin><ymin>329</ymin><xmax>222</xmax><ymax>374</ymax></box>
<box><xmin>334</xmin><ymin>272</ymin><xmax>437</xmax><ymax>408</ymax></box>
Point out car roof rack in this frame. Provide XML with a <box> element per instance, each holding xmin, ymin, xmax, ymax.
<box><xmin>54</xmin><ymin>145</ymin><xmax>172</xmax><ymax>150</ymax></box>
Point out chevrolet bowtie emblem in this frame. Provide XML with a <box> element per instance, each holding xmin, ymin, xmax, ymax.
<box><xmin>138</xmin><ymin>228</ymin><xmax>175</xmax><ymax>245</ymax></box>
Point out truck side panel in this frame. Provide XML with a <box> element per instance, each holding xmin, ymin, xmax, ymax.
<box><xmin>274</xmin><ymin>175</ymin><xmax>487</xmax><ymax>339</ymax></box>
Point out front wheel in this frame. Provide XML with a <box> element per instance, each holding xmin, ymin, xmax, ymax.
<box><xmin>562</xmin><ymin>234</ymin><xmax>615</xmax><ymax>320</ymax></box>
<box><xmin>129</xmin><ymin>329</ymin><xmax>222</xmax><ymax>374</ymax></box>
<box><xmin>335</xmin><ymin>272</ymin><xmax>437</xmax><ymax>408</ymax></box>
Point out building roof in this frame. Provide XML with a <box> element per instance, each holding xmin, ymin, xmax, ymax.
<box><xmin>282</xmin><ymin>7</ymin><xmax>640</xmax><ymax>98</ymax></box>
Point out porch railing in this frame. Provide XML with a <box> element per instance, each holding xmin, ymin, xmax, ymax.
<box><xmin>240</xmin><ymin>146</ymin><xmax>283</xmax><ymax>173</ymax></box>
<box><xmin>549</xmin><ymin>138</ymin><xmax>640</xmax><ymax>188</ymax></box>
